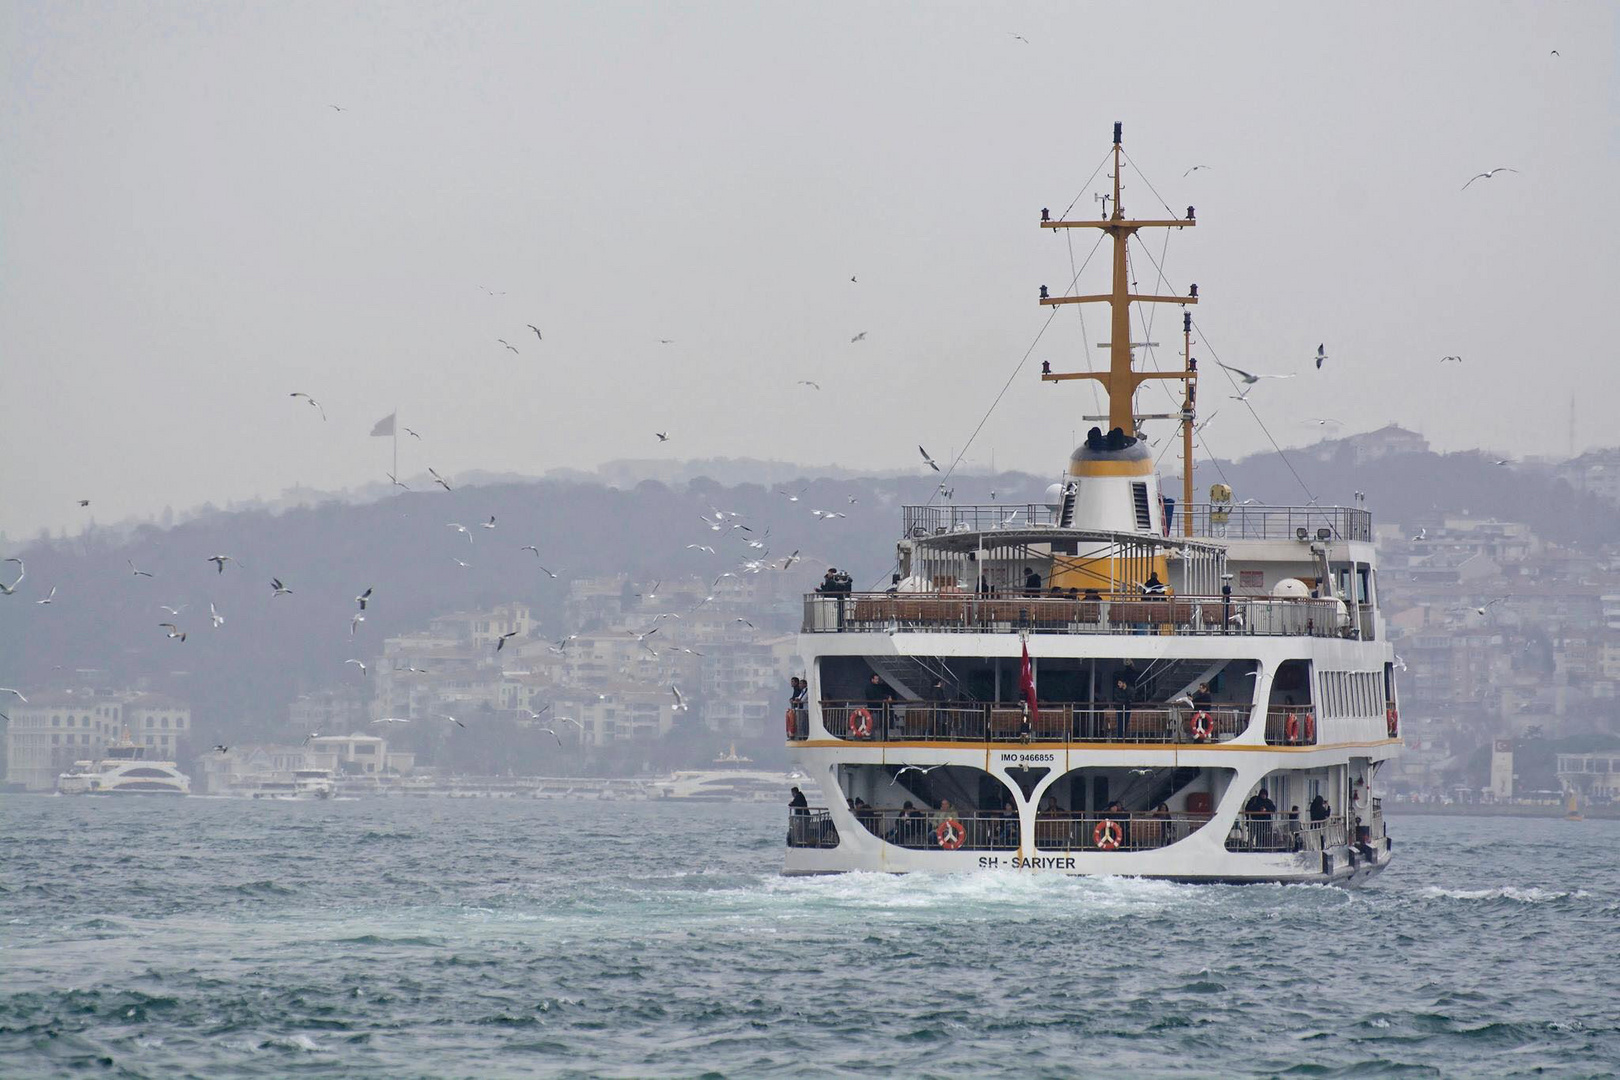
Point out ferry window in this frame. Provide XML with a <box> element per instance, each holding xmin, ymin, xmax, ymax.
<box><xmin>52</xmin><ymin>716</ymin><xmax>60</xmax><ymax>727</ymax></box>
<box><xmin>1356</xmin><ymin>567</ymin><xmax>1371</xmax><ymax>604</ymax></box>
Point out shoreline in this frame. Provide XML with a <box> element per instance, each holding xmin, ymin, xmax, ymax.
<box><xmin>1388</xmin><ymin>803</ymin><xmax>1618</xmax><ymax>820</ymax></box>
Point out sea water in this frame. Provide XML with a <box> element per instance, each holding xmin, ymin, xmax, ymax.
<box><xmin>1</xmin><ymin>797</ymin><xmax>1615</xmax><ymax>1077</ymax></box>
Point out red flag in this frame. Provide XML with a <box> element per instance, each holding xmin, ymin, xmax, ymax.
<box><xmin>1019</xmin><ymin>638</ymin><xmax>1040</xmax><ymax>724</ymax></box>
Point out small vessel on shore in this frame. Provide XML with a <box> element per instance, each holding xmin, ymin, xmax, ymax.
<box><xmin>58</xmin><ymin>733</ymin><xmax>191</xmax><ymax>796</ymax></box>
<box><xmin>784</xmin><ymin>124</ymin><xmax>1399</xmax><ymax>883</ymax></box>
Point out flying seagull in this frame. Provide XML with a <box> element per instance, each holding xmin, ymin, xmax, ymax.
<box><xmin>289</xmin><ymin>392</ymin><xmax>326</xmax><ymax>420</ymax></box>
<box><xmin>345</xmin><ymin>658</ymin><xmax>368</xmax><ymax>676</ymax></box>
<box><xmin>209</xmin><ymin>602</ymin><xmax>224</xmax><ymax>628</ymax></box>
<box><xmin>850</xmin><ymin>331</ymin><xmax>867</xmax><ymax>343</ymax></box>
<box><xmin>437</xmin><ymin>713</ymin><xmax>466</xmax><ymax>729</ymax></box>
<box><xmin>658</xmin><ymin>339</ymin><xmax>675</xmax><ymax>345</ymax></box>
<box><xmin>127</xmin><ymin>560</ymin><xmax>153</xmax><ymax>578</ymax></box>
<box><xmin>797</xmin><ymin>380</ymin><xmax>821</xmax><ymax>390</ymax></box>
<box><xmin>1313</xmin><ymin>343</ymin><xmax>1328</xmax><ymax>370</ymax></box>
<box><xmin>1477</xmin><ymin>596</ymin><xmax>1509</xmax><ymax>616</ymax></box>
<box><xmin>496</xmin><ymin>630</ymin><xmax>519</xmax><ymax>652</ymax></box>
<box><xmin>1461</xmin><ymin>167</ymin><xmax>1517</xmax><ymax>191</ymax></box>
<box><xmin>355</xmin><ymin>587</ymin><xmax>372</xmax><ymax>611</ymax></box>
<box><xmin>159</xmin><ymin>604</ymin><xmax>186</xmax><ymax>616</ymax></box>
<box><xmin>428</xmin><ymin>467</ymin><xmax>452</xmax><ymax>491</ymax></box>
<box><xmin>387</xmin><ymin>473</ymin><xmax>408</xmax><ymax>489</ymax></box>
<box><xmin>0</xmin><ymin>687</ymin><xmax>27</xmax><ymax>702</ymax></box>
<box><xmin>1216</xmin><ymin>361</ymin><xmax>1296</xmax><ymax>385</ymax></box>
<box><xmin>453</xmin><ymin>558</ymin><xmax>471</xmax><ymax>569</ymax></box>
<box><xmin>206</xmin><ymin>554</ymin><xmax>238</xmax><ymax>574</ymax></box>
<box><xmin>670</xmin><ymin>685</ymin><xmax>689</xmax><ymax>712</ymax></box>
<box><xmin>498</xmin><ymin>339</ymin><xmax>519</xmax><ymax>354</ymax></box>
<box><xmin>812</xmin><ymin>509</ymin><xmax>847</xmax><ymax>520</ymax></box>
<box><xmin>350</xmin><ymin>613</ymin><xmax>365</xmax><ymax>636</ymax></box>
<box><xmin>403</xmin><ymin>427</ymin><xmax>422</xmax><ymax>439</ymax></box>
<box><xmin>270</xmin><ymin>578</ymin><xmax>292</xmax><ymax>596</ymax></box>
<box><xmin>655</xmin><ymin>432</ymin><xmax>670</xmax><ymax>442</ymax></box>
<box><xmin>1440</xmin><ymin>355</ymin><xmax>1463</xmax><ymax>364</ymax></box>
<box><xmin>213</xmin><ymin>744</ymin><xmax>230</xmax><ymax>753</ymax></box>
<box><xmin>1183</xmin><ymin>164</ymin><xmax>1211</xmax><ymax>176</ymax></box>
<box><xmin>893</xmin><ymin>763</ymin><xmax>943</xmax><ymax>781</ymax></box>
<box><xmin>447</xmin><ymin>522</ymin><xmax>473</xmax><ymax>544</ymax></box>
<box><xmin>329</xmin><ymin>105</ymin><xmax>345</xmax><ymax>112</ymax></box>
<box><xmin>1009</xmin><ymin>32</ymin><xmax>1029</xmax><ymax>44</ymax></box>
<box><xmin>527</xmin><ymin>325</ymin><xmax>542</xmax><ymax>341</ymax></box>
<box><xmin>687</xmin><ymin>545</ymin><xmax>716</xmax><ymax>554</ymax></box>
<box><xmin>0</xmin><ymin>558</ymin><xmax>21</xmax><ymax>595</ymax></box>
<box><xmin>1410</xmin><ymin>528</ymin><xmax>1427</xmax><ymax>542</ymax></box>
<box><xmin>77</xmin><ymin>499</ymin><xmax>90</xmax><ymax>507</ymax></box>
<box><xmin>481</xmin><ymin>516</ymin><xmax>496</xmax><ymax>529</ymax></box>
<box><xmin>158</xmin><ymin>622</ymin><xmax>187</xmax><ymax>642</ymax></box>
<box><xmin>918</xmin><ymin>445</ymin><xmax>941</xmax><ymax>471</ymax></box>
<box><xmin>35</xmin><ymin>586</ymin><xmax>56</xmax><ymax>605</ymax></box>
<box><xmin>372</xmin><ymin>717</ymin><xmax>410</xmax><ymax>726</ymax></box>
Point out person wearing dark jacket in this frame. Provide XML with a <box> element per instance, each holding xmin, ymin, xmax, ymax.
<box><xmin>1110</xmin><ymin>668</ymin><xmax>1137</xmax><ymax>738</ymax></box>
<box><xmin>1308</xmin><ymin>794</ymin><xmax>1331</xmax><ymax>822</ymax></box>
<box><xmin>864</xmin><ymin>673</ymin><xmax>892</xmax><ymax>734</ymax></box>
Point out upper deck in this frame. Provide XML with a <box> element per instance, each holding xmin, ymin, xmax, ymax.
<box><xmin>903</xmin><ymin>503</ymin><xmax>1372</xmax><ymax>543</ymax></box>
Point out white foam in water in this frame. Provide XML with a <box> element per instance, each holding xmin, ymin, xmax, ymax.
<box><xmin>1419</xmin><ymin>886</ymin><xmax>1575</xmax><ymax>903</ymax></box>
<box><xmin>751</xmin><ymin>870</ymin><xmax>1209</xmax><ymax>916</ymax></box>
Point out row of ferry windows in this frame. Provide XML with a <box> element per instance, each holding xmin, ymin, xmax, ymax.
<box><xmin>48</xmin><ymin>715</ymin><xmax>182</xmax><ymax>728</ymax></box>
<box><xmin>1319</xmin><ymin>670</ymin><xmax>1386</xmax><ymax>720</ymax></box>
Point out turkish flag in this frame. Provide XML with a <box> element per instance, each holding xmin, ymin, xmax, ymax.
<box><xmin>1019</xmin><ymin>639</ymin><xmax>1040</xmax><ymax>724</ymax></box>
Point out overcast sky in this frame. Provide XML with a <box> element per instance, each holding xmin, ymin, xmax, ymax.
<box><xmin>2</xmin><ymin>2</ymin><xmax>1615</xmax><ymax>540</ymax></box>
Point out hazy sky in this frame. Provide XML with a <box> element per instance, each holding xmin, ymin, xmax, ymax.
<box><xmin>3</xmin><ymin>2</ymin><xmax>1616</xmax><ymax>539</ymax></box>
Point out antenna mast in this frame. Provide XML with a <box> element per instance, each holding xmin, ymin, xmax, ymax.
<box><xmin>1038</xmin><ymin>122</ymin><xmax>1198</xmax><ymax>436</ymax></box>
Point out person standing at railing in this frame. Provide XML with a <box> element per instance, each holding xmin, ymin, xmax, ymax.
<box><xmin>1110</xmin><ymin>665</ymin><xmax>1137</xmax><ymax>739</ymax></box>
<box><xmin>1285</xmin><ymin>805</ymin><xmax>1303</xmax><ymax>851</ymax></box>
<box><xmin>1308</xmin><ymin>794</ymin><xmax>1331</xmax><ymax>823</ymax></box>
<box><xmin>789</xmin><ymin>676</ymin><xmax>808</xmax><ymax>736</ymax></box>
<box><xmin>864</xmin><ymin>673</ymin><xmax>893</xmax><ymax>736</ymax></box>
<box><xmin>788</xmin><ymin>786</ymin><xmax>808</xmax><ymax>845</ymax></box>
<box><xmin>1023</xmin><ymin>566</ymin><xmax>1043</xmax><ymax>598</ymax></box>
<box><xmin>1243</xmin><ymin>787</ymin><xmax>1277</xmax><ymax>848</ymax></box>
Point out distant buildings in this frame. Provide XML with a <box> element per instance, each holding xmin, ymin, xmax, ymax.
<box><xmin>4</xmin><ymin>690</ymin><xmax>191</xmax><ymax>792</ymax></box>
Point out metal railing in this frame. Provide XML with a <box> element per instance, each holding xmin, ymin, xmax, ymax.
<box><xmin>1028</xmin><ymin>811</ymin><xmax>1215</xmax><ymax>852</ymax></box>
<box><xmin>899</xmin><ymin>503</ymin><xmax>1371</xmax><ymax>543</ymax></box>
<box><xmin>787</xmin><ymin>810</ymin><xmax>840</xmax><ymax>848</ymax></box>
<box><xmin>817</xmin><ymin>700</ymin><xmax>1249</xmax><ymax>744</ymax></box>
<box><xmin>1224</xmin><ymin>813</ymin><xmax>1348</xmax><ymax>853</ymax></box>
<box><xmin>803</xmin><ymin>593</ymin><xmax>1347</xmax><ymax>638</ymax></box>
<box><xmin>858</xmin><ymin>810</ymin><xmax>1021</xmax><ymax>851</ymax></box>
<box><xmin>1262</xmin><ymin>705</ymin><xmax>1320</xmax><ymax>747</ymax></box>
<box><xmin>1182</xmin><ymin>504</ymin><xmax>1373</xmax><ymax>542</ymax></box>
<box><xmin>903</xmin><ymin>503</ymin><xmax>1060</xmax><ymax>536</ymax></box>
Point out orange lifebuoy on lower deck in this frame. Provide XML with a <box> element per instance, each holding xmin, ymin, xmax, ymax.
<box><xmin>936</xmin><ymin>818</ymin><xmax>965</xmax><ymax>850</ymax></box>
<box><xmin>849</xmin><ymin>708</ymin><xmax>874</xmax><ymax>739</ymax></box>
<box><xmin>1285</xmin><ymin>712</ymin><xmax>1300</xmax><ymax>743</ymax></box>
<box><xmin>1190</xmin><ymin>711</ymin><xmax>1213</xmax><ymax>742</ymax></box>
<box><xmin>1093</xmin><ymin>818</ymin><xmax>1124</xmax><ymax>850</ymax></box>
<box><xmin>1304</xmin><ymin>711</ymin><xmax>1316</xmax><ymax>743</ymax></box>
<box><xmin>1386</xmin><ymin>706</ymin><xmax>1398</xmax><ymax>737</ymax></box>
<box><xmin>785</xmin><ymin>707</ymin><xmax>796</xmax><ymax>738</ymax></box>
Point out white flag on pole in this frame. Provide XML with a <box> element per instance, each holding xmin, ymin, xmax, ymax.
<box><xmin>370</xmin><ymin>413</ymin><xmax>396</xmax><ymax>437</ymax></box>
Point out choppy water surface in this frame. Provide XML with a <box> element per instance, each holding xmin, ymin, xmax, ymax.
<box><xmin>2</xmin><ymin>798</ymin><xmax>1616</xmax><ymax>1078</ymax></box>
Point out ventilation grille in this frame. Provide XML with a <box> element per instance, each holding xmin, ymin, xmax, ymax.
<box><xmin>1131</xmin><ymin>482</ymin><xmax>1152</xmax><ymax>531</ymax></box>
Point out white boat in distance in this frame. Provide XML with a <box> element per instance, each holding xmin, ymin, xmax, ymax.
<box><xmin>58</xmin><ymin>733</ymin><xmax>191</xmax><ymax>796</ymax></box>
<box><xmin>784</xmin><ymin>124</ymin><xmax>1398</xmax><ymax>883</ymax></box>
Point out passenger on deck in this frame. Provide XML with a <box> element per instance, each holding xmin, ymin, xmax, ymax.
<box><xmin>865</xmin><ymin>673</ymin><xmax>893</xmax><ymax>733</ymax></box>
<box><xmin>788</xmin><ymin>786</ymin><xmax>808</xmax><ymax>816</ymax></box>
<box><xmin>1082</xmin><ymin>588</ymin><xmax>1102</xmax><ymax>601</ymax></box>
<box><xmin>819</xmin><ymin>568</ymin><xmax>840</xmax><ymax>593</ymax></box>
<box><xmin>1142</xmin><ymin>572</ymin><xmax>1167</xmax><ymax>595</ymax></box>
<box><xmin>1110</xmin><ymin>668</ymin><xmax>1137</xmax><ymax>738</ymax></box>
<box><xmin>1103</xmin><ymin>800</ymin><xmax>1130</xmax><ymax>847</ymax></box>
<box><xmin>1023</xmin><ymin>566</ymin><xmax>1043</xmax><ymax>597</ymax></box>
<box><xmin>1308</xmin><ymin>794</ymin><xmax>1331</xmax><ymax>823</ymax></box>
<box><xmin>1244</xmin><ymin>787</ymin><xmax>1277</xmax><ymax>819</ymax></box>
<box><xmin>1285</xmin><ymin>805</ymin><xmax>1303</xmax><ymax>850</ymax></box>
<box><xmin>1191</xmin><ymin>682</ymin><xmax>1213</xmax><ymax>710</ymax></box>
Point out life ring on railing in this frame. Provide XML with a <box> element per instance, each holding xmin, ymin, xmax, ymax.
<box><xmin>849</xmin><ymin>708</ymin><xmax>874</xmax><ymax>739</ymax></box>
<box><xmin>1304</xmin><ymin>711</ymin><xmax>1316</xmax><ymax>743</ymax></box>
<box><xmin>1190</xmin><ymin>711</ymin><xmax>1213</xmax><ymax>742</ymax></box>
<box><xmin>935</xmin><ymin>818</ymin><xmax>965</xmax><ymax>850</ymax></box>
<box><xmin>1093</xmin><ymin>819</ymin><xmax>1124</xmax><ymax>850</ymax></box>
<box><xmin>1386</xmin><ymin>706</ymin><xmax>1398</xmax><ymax>738</ymax></box>
<box><xmin>785</xmin><ymin>707</ymin><xmax>796</xmax><ymax>738</ymax></box>
<box><xmin>1285</xmin><ymin>712</ymin><xmax>1300</xmax><ymax>743</ymax></box>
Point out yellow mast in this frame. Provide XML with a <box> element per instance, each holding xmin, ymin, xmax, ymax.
<box><xmin>1182</xmin><ymin>311</ymin><xmax>1195</xmax><ymax>537</ymax></box>
<box><xmin>1039</xmin><ymin>121</ymin><xmax>1198</xmax><ymax>438</ymax></box>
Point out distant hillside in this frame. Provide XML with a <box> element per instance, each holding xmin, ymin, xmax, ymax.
<box><xmin>4</xmin><ymin>432</ymin><xmax>1617</xmax><ymax>745</ymax></box>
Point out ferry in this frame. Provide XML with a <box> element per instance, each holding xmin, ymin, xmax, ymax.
<box><xmin>58</xmin><ymin>733</ymin><xmax>191</xmax><ymax>796</ymax></box>
<box><xmin>784</xmin><ymin>124</ymin><xmax>1399</xmax><ymax>883</ymax></box>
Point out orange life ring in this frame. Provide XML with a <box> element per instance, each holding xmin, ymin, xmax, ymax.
<box><xmin>1093</xmin><ymin>818</ymin><xmax>1124</xmax><ymax>850</ymax></box>
<box><xmin>1386</xmin><ymin>706</ymin><xmax>1398</xmax><ymax>738</ymax></box>
<box><xmin>1190</xmin><ymin>711</ymin><xmax>1213</xmax><ymax>742</ymax></box>
<box><xmin>1285</xmin><ymin>712</ymin><xmax>1300</xmax><ymax>743</ymax></box>
<box><xmin>849</xmin><ymin>708</ymin><xmax>874</xmax><ymax>739</ymax></box>
<box><xmin>785</xmin><ymin>707</ymin><xmax>796</xmax><ymax>738</ymax></box>
<box><xmin>935</xmin><ymin>818</ymin><xmax>965</xmax><ymax>850</ymax></box>
<box><xmin>1304</xmin><ymin>711</ymin><xmax>1316</xmax><ymax>743</ymax></box>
